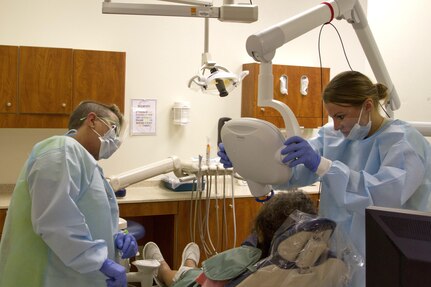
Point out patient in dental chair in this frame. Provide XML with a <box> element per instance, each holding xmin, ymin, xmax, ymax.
<box><xmin>143</xmin><ymin>191</ymin><xmax>355</xmax><ymax>287</ymax></box>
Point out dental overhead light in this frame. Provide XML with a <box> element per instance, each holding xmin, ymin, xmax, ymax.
<box><xmin>188</xmin><ymin>17</ymin><xmax>249</xmax><ymax>97</ymax></box>
<box><xmin>102</xmin><ymin>0</ymin><xmax>255</xmax><ymax>97</ymax></box>
<box><xmin>188</xmin><ymin>61</ymin><xmax>249</xmax><ymax>97</ymax></box>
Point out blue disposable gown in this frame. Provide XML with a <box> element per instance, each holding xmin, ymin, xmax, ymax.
<box><xmin>0</xmin><ymin>134</ymin><xmax>119</xmax><ymax>286</ymax></box>
<box><xmin>277</xmin><ymin>119</ymin><xmax>431</xmax><ymax>287</ymax></box>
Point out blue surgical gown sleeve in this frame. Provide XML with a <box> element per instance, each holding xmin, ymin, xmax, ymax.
<box><xmin>281</xmin><ymin>121</ymin><xmax>431</xmax><ymax>211</ymax></box>
<box><xmin>27</xmin><ymin>141</ymin><xmax>108</xmax><ymax>274</ymax></box>
<box><xmin>318</xmin><ymin>121</ymin><xmax>429</xmax><ymax>213</ymax></box>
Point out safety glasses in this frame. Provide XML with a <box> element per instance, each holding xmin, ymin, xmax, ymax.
<box><xmin>80</xmin><ymin>115</ymin><xmax>121</xmax><ymax>137</ymax></box>
<box><xmin>96</xmin><ymin>116</ymin><xmax>120</xmax><ymax>137</ymax></box>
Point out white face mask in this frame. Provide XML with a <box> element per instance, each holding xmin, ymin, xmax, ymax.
<box><xmin>92</xmin><ymin>118</ymin><xmax>122</xmax><ymax>159</ymax></box>
<box><xmin>345</xmin><ymin>105</ymin><xmax>371</xmax><ymax>141</ymax></box>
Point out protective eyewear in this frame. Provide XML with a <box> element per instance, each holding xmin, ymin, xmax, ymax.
<box><xmin>80</xmin><ymin>115</ymin><xmax>121</xmax><ymax>137</ymax></box>
<box><xmin>96</xmin><ymin>116</ymin><xmax>120</xmax><ymax>137</ymax></box>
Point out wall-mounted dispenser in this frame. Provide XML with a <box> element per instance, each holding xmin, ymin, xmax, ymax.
<box><xmin>172</xmin><ymin>101</ymin><xmax>191</xmax><ymax>125</ymax></box>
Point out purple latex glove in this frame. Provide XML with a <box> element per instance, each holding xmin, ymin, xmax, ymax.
<box><xmin>217</xmin><ymin>143</ymin><xmax>233</xmax><ymax>168</ymax></box>
<box><xmin>281</xmin><ymin>136</ymin><xmax>321</xmax><ymax>172</ymax></box>
<box><xmin>100</xmin><ymin>259</ymin><xmax>127</xmax><ymax>287</ymax></box>
<box><xmin>115</xmin><ymin>232</ymin><xmax>138</xmax><ymax>259</ymax></box>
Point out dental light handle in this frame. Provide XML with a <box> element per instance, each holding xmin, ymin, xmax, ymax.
<box><xmin>107</xmin><ymin>156</ymin><xmax>182</xmax><ymax>191</ymax></box>
<box><xmin>211</xmin><ymin>67</ymin><xmax>229</xmax><ymax>97</ymax></box>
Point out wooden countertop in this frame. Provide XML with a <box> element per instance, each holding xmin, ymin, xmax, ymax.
<box><xmin>0</xmin><ymin>179</ymin><xmax>319</xmax><ymax>209</ymax></box>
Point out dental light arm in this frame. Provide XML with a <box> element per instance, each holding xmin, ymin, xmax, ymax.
<box><xmin>246</xmin><ymin>0</ymin><xmax>400</xmax><ymax>120</ymax></box>
<box><xmin>102</xmin><ymin>0</ymin><xmax>258</xmax><ymax>23</ymax></box>
<box><xmin>222</xmin><ymin>0</ymin><xmax>407</xmax><ymax>198</ymax></box>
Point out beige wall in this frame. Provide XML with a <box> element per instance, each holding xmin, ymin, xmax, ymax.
<box><xmin>1</xmin><ymin>0</ymin><xmax>430</xmax><ymax>184</ymax></box>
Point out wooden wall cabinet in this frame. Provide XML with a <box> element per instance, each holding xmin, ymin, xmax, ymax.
<box><xmin>0</xmin><ymin>45</ymin><xmax>125</xmax><ymax>128</ymax></box>
<box><xmin>241</xmin><ymin>63</ymin><xmax>330</xmax><ymax>129</ymax></box>
<box><xmin>19</xmin><ymin>46</ymin><xmax>73</xmax><ymax>115</ymax></box>
<box><xmin>0</xmin><ymin>46</ymin><xmax>18</xmax><ymax>114</ymax></box>
<box><xmin>73</xmin><ymin>49</ymin><xmax>126</xmax><ymax>111</ymax></box>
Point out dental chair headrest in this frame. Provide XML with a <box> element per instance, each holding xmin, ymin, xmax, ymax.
<box><xmin>258</xmin><ymin>216</ymin><xmax>336</xmax><ymax>271</ymax></box>
<box><xmin>274</xmin><ymin>218</ymin><xmax>336</xmax><ymax>269</ymax></box>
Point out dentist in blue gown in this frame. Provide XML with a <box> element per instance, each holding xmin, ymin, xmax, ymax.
<box><xmin>219</xmin><ymin>71</ymin><xmax>431</xmax><ymax>287</ymax></box>
<box><xmin>0</xmin><ymin>101</ymin><xmax>138</xmax><ymax>287</ymax></box>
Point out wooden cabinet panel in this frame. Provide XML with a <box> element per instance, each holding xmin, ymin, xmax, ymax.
<box><xmin>0</xmin><ymin>46</ymin><xmax>125</xmax><ymax>128</ymax></box>
<box><xmin>0</xmin><ymin>46</ymin><xmax>18</xmax><ymax>114</ymax></box>
<box><xmin>242</xmin><ymin>63</ymin><xmax>330</xmax><ymax>128</ymax></box>
<box><xmin>175</xmin><ymin>197</ymin><xmax>261</xmax><ymax>268</ymax></box>
<box><xmin>73</xmin><ymin>49</ymin><xmax>125</xmax><ymax>112</ymax></box>
<box><xmin>222</xmin><ymin>197</ymin><xmax>262</xmax><ymax>250</ymax></box>
<box><xmin>119</xmin><ymin>201</ymin><xmax>178</xmax><ymax>217</ymax></box>
<box><xmin>19</xmin><ymin>46</ymin><xmax>73</xmax><ymax>115</ymax></box>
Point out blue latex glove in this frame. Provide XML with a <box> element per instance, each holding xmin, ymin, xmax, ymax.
<box><xmin>115</xmin><ymin>232</ymin><xmax>138</xmax><ymax>259</ymax></box>
<box><xmin>217</xmin><ymin>143</ymin><xmax>233</xmax><ymax>168</ymax></box>
<box><xmin>281</xmin><ymin>136</ymin><xmax>321</xmax><ymax>172</ymax></box>
<box><xmin>100</xmin><ymin>259</ymin><xmax>127</xmax><ymax>287</ymax></box>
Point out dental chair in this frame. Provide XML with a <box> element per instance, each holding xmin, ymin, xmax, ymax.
<box><xmin>129</xmin><ymin>212</ymin><xmax>353</xmax><ymax>287</ymax></box>
<box><xmin>234</xmin><ymin>214</ymin><xmax>350</xmax><ymax>287</ymax></box>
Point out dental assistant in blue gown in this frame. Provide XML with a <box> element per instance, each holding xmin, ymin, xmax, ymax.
<box><xmin>0</xmin><ymin>101</ymin><xmax>138</xmax><ymax>287</ymax></box>
<box><xmin>219</xmin><ymin>71</ymin><xmax>431</xmax><ymax>287</ymax></box>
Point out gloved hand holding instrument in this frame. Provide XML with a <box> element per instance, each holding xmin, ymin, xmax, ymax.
<box><xmin>114</xmin><ymin>231</ymin><xmax>138</xmax><ymax>259</ymax></box>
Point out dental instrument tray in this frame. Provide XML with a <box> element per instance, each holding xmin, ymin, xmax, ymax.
<box><xmin>162</xmin><ymin>174</ymin><xmax>205</xmax><ymax>192</ymax></box>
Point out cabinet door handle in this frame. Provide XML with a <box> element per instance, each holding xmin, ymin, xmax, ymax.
<box><xmin>61</xmin><ymin>103</ymin><xmax>67</xmax><ymax>108</ymax></box>
<box><xmin>280</xmin><ymin>75</ymin><xmax>288</xmax><ymax>95</ymax></box>
<box><xmin>300</xmin><ymin>75</ymin><xmax>309</xmax><ymax>96</ymax></box>
<box><xmin>6</xmin><ymin>102</ymin><xmax>12</xmax><ymax>107</ymax></box>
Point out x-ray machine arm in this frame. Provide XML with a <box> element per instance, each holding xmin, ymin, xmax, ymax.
<box><xmin>246</xmin><ymin>0</ymin><xmax>400</xmax><ymax>137</ymax></box>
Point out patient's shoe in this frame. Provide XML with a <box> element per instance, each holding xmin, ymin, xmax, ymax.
<box><xmin>181</xmin><ymin>242</ymin><xmax>200</xmax><ymax>267</ymax></box>
<box><xmin>143</xmin><ymin>241</ymin><xmax>164</xmax><ymax>262</ymax></box>
<box><xmin>143</xmin><ymin>242</ymin><xmax>166</xmax><ymax>287</ymax></box>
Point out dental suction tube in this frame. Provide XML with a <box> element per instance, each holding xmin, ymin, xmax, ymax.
<box><xmin>107</xmin><ymin>156</ymin><xmax>182</xmax><ymax>191</ymax></box>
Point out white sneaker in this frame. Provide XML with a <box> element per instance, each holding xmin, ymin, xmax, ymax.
<box><xmin>181</xmin><ymin>242</ymin><xmax>200</xmax><ymax>267</ymax></box>
<box><xmin>143</xmin><ymin>241</ymin><xmax>164</xmax><ymax>262</ymax></box>
<box><xmin>142</xmin><ymin>242</ymin><xmax>166</xmax><ymax>287</ymax></box>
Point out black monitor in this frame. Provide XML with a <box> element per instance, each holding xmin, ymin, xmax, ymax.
<box><xmin>366</xmin><ymin>206</ymin><xmax>431</xmax><ymax>287</ymax></box>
